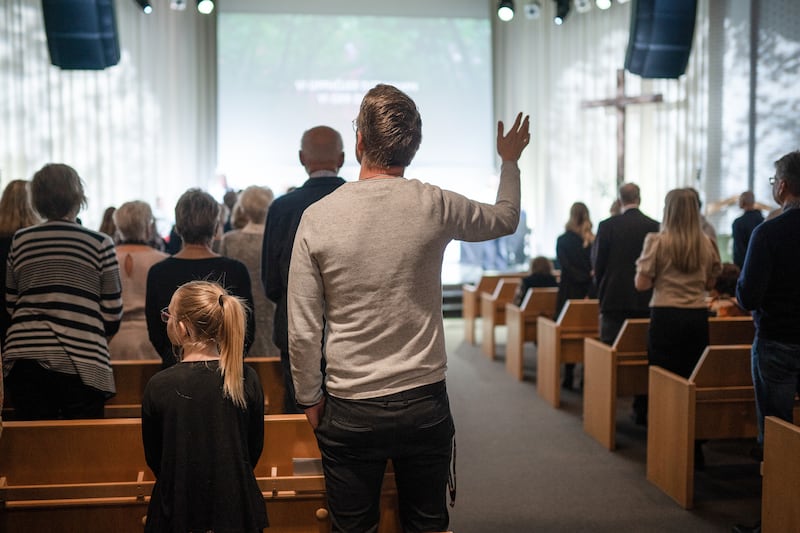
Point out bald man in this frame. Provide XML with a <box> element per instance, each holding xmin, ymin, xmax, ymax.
<box><xmin>732</xmin><ymin>190</ymin><xmax>765</xmax><ymax>268</ymax></box>
<box><xmin>261</xmin><ymin>126</ymin><xmax>346</xmax><ymax>413</ymax></box>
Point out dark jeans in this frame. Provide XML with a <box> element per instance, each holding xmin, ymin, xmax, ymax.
<box><xmin>314</xmin><ymin>381</ymin><xmax>455</xmax><ymax>533</ymax></box>
<box><xmin>751</xmin><ymin>336</ymin><xmax>800</xmax><ymax>444</ymax></box>
<box><xmin>5</xmin><ymin>359</ymin><xmax>105</xmax><ymax>419</ymax></box>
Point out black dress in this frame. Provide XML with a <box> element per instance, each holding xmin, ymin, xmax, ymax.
<box><xmin>142</xmin><ymin>361</ymin><xmax>268</xmax><ymax>533</ymax></box>
<box><xmin>555</xmin><ymin>230</ymin><xmax>594</xmax><ymax>316</ymax></box>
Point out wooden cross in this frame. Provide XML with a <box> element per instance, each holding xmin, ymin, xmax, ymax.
<box><xmin>581</xmin><ymin>69</ymin><xmax>663</xmax><ymax>186</ymax></box>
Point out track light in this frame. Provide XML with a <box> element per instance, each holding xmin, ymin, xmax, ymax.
<box><xmin>554</xmin><ymin>0</ymin><xmax>570</xmax><ymax>24</ymax></box>
<box><xmin>133</xmin><ymin>0</ymin><xmax>152</xmax><ymax>14</ymax></box>
<box><xmin>497</xmin><ymin>0</ymin><xmax>515</xmax><ymax>22</ymax></box>
<box><xmin>197</xmin><ymin>0</ymin><xmax>214</xmax><ymax>14</ymax></box>
<box><xmin>524</xmin><ymin>2</ymin><xmax>542</xmax><ymax>19</ymax></box>
<box><xmin>596</xmin><ymin>0</ymin><xmax>611</xmax><ymax>9</ymax></box>
<box><xmin>575</xmin><ymin>0</ymin><xmax>592</xmax><ymax>13</ymax></box>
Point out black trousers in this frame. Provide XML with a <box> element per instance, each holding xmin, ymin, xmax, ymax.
<box><xmin>314</xmin><ymin>381</ymin><xmax>455</xmax><ymax>533</ymax></box>
<box><xmin>5</xmin><ymin>359</ymin><xmax>105</xmax><ymax>419</ymax></box>
<box><xmin>648</xmin><ymin>307</ymin><xmax>710</xmax><ymax>378</ymax></box>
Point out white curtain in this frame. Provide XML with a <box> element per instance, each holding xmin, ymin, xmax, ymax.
<box><xmin>492</xmin><ymin>0</ymin><xmax>800</xmax><ymax>261</ymax></box>
<box><xmin>492</xmin><ymin>0</ymin><xmax>711</xmax><ymax>257</ymax></box>
<box><xmin>0</xmin><ymin>0</ymin><xmax>216</xmax><ymax>231</ymax></box>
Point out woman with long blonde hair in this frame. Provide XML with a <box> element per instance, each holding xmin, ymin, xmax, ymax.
<box><xmin>635</xmin><ymin>188</ymin><xmax>721</xmax><ymax>377</ymax></box>
<box><xmin>142</xmin><ymin>280</ymin><xmax>267</xmax><ymax>532</ymax></box>
<box><xmin>555</xmin><ymin>201</ymin><xmax>596</xmax><ymax>389</ymax></box>
<box><xmin>0</xmin><ymin>180</ymin><xmax>40</xmax><ymax>348</ymax></box>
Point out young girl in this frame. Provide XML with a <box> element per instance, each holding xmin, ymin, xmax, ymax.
<box><xmin>142</xmin><ymin>280</ymin><xmax>268</xmax><ymax>532</ymax></box>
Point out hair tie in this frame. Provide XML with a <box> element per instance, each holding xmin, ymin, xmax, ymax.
<box><xmin>218</xmin><ymin>294</ymin><xmax>224</xmax><ymax>307</ymax></box>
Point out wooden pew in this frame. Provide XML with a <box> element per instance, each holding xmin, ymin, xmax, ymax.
<box><xmin>462</xmin><ymin>272</ymin><xmax>525</xmax><ymax>345</ymax></box>
<box><xmin>583</xmin><ymin>318</ymin><xmax>650</xmax><ymax>450</ymax></box>
<box><xmin>535</xmin><ymin>299</ymin><xmax>599</xmax><ymax>408</ymax></box>
<box><xmin>582</xmin><ymin>316</ymin><xmax>756</xmax><ymax>451</ymax></box>
<box><xmin>3</xmin><ymin>357</ymin><xmax>287</xmax><ymax>420</ymax></box>
<box><xmin>504</xmin><ymin>287</ymin><xmax>559</xmax><ymax>380</ymax></box>
<box><xmin>480</xmin><ymin>278</ymin><xmax>522</xmax><ymax>360</ymax></box>
<box><xmin>0</xmin><ymin>416</ymin><xmax>401</xmax><ymax>533</ymax></box>
<box><xmin>707</xmin><ymin>315</ymin><xmax>755</xmax><ymax>345</ymax></box>
<box><xmin>248</xmin><ymin>356</ymin><xmax>287</xmax><ymax>415</ymax></box>
<box><xmin>646</xmin><ymin>345</ymin><xmax>759</xmax><ymax>509</ymax></box>
<box><xmin>105</xmin><ymin>356</ymin><xmax>285</xmax><ymax>417</ymax></box>
<box><xmin>104</xmin><ymin>359</ymin><xmax>162</xmax><ymax>417</ymax></box>
<box><xmin>762</xmin><ymin>416</ymin><xmax>800</xmax><ymax>532</ymax></box>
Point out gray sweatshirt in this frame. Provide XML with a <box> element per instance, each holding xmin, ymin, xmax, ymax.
<box><xmin>288</xmin><ymin>161</ymin><xmax>521</xmax><ymax>405</ymax></box>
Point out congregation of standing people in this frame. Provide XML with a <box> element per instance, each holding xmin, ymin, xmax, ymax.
<box><xmin>0</xmin><ymin>80</ymin><xmax>796</xmax><ymax>532</ymax></box>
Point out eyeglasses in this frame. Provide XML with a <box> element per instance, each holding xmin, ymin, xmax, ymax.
<box><xmin>160</xmin><ymin>307</ymin><xmax>172</xmax><ymax>323</ymax></box>
<box><xmin>351</xmin><ymin>118</ymin><xmax>358</xmax><ymax>133</ymax></box>
<box><xmin>769</xmin><ymin>176</ymin><xmax>780</xmax><ymax>186</ymax></box>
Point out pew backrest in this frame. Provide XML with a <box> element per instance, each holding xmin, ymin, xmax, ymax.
<box><xmin>556</xmin><ymin>299</ymin><xmax>599</xmax><ymax>330</ymax></box>
<box><xmin>763</xmin><ymin>416</ymin><xmax>800</xmax><ymax>532</ymax></box>
<box><xmin>520</xmin><ymin>287</ymin><xmax>558</xmax><ymax>318</ymax></box>
<box><xmin>256</xmin><ymin>415</ymin><xmax>320</xmax><ymax>476</ymax></box>
<box><xmin>0</xmin><ymin>418</ymin><xmax>150</xmax><ymax>484</ymax></box>
<box><xmin>107</xmin><ymin>359</ymin><xmax>162</xmax><ymax>408</ymax></box>
<box><xmin>612</xmin><ymin>318</ymin><xmax>649</xmax><ymax>353</ymax></box>
<box><xmin>689</xmin><ymin>344</ymin><xmax>753</xmax><ymax>389</ymax></box>
<box><xmin>708</xmin><ymin>316</ymin><xmax>754</xmax><ymax>345</ymax></box>
<box><xmin>247</xmin><ymin>356</ymin><xmax>285</xmax><ymax>414</ymax></box>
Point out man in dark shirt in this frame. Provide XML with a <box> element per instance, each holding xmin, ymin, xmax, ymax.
<box><xmin>737</xmin><ymin>150</ymin><xmax>800</xmax><ymax>447</ymax></box>
<box><xmin>734</xmin><ymin>151</ymin><xmax>800</xmax><ymax>533</ymax></box>
<box><xmin>261</xmin><ymin>126</ymin><xmax>346</xmax><ymax>413</ymax></box>
<box><xmin>731</xmin><ymin>190</ymin><xmax>764</xmax><ymax>268</ymax></box>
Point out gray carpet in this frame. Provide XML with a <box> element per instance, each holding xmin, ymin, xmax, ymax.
<box><xmin>442</xmin><ymin>319</ymin><xmax>761</xmax><ymax>533</ymax></box>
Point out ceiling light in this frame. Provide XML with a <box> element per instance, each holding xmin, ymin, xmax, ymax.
<box><xmin>498</xmin><ymin>0</ymin><xmax>515</xmax><ymax>22</ymax></box>
<box><xmin>596</xmin><ymin>0</ymin><xmax>611</xmax><ymax>9</ymax></box>
<box><xmin>524</xmin><ymin>2</ymin><xmax>542</xmax><ymax>19</ymax></box>
<box><xmin>197</xmin><ymin>0</ymin><xmax>214</xmax><ymax>15</ymax></box>
<box><xmin>554</xmin><ymin>0</ymin><xmax>570</xmax><ymax>24</ymax></box>
<box><xmin>575</xmin><ymin>0</ymin><xmax>592</xmax><ymax>13</ymax></box>
<box><xmin>133</xmin><ymin>0</ymin><xmax>152</xmax><ymax>14</ymax></box>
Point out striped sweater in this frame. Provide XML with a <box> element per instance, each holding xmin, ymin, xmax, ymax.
<box><xmin>3</xmin><ymin>221</ymin><xmax>123</xmax><ymax>395</ymax></box>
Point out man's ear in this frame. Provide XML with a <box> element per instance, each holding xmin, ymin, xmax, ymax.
<box><xmin>299</xmin><ymin>150</ymin><xmax>306</xmax><ymax>167</ymax></box>
<box><xmin>337</xmin><ymin>152</ymin><xmax>345</xmax><ymax>170</ymax></box>
<box><xmin>355</xmin><ymin>132</ymin><xmax>364</xmax><ymax>164</ymax></box>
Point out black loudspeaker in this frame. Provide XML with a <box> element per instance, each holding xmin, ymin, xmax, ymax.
<box><xmin>42</xmin><ymin>0</ymin><xmax>121</xmax><ymax>70</ymax></box>
<box><xmin>624</xmin><ymin>0</ymin><xmax>697</xmax><ymax>79</ymax></box>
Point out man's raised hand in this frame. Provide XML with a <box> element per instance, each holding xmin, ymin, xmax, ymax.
<box><xmin>497</xmin><ymin>112</ymin><xmax>531</xmax><ymax>162</ymax></box>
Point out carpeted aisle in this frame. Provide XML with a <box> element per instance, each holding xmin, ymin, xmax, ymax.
<box><xmin>442</xmin><ymin>318</ymin><xmax>761</xmax><ymax>533</ymax></box>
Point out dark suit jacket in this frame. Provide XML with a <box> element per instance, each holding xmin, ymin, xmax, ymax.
<box><xmin>731</xmin><ymin>209</ymin><xmax>764</xmax><ymax>268</ymax></box>
<box><xmin>591</xmin><ymin>208</ymin><xmax>660</xmax><ymax>314</ymax></box>
<box><xmin>261</xmin><ymin>176</ymin><xmax>346</xmax><ymax>354</ymax></box>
